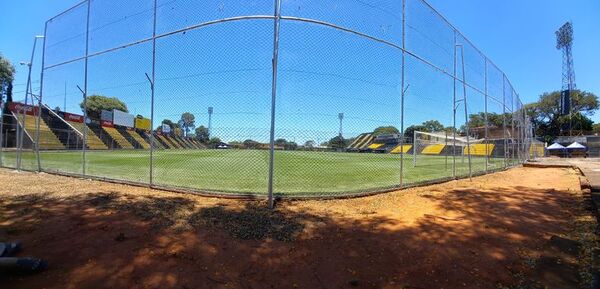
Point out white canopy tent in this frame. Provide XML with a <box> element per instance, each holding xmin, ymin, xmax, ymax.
<box><xmin>546</xmin><ymin>143</ymin><xmax>566</xmax><ymax>150</ymax></box>
<box><xmin>566</xmin><ymin>142</ymin><xmax>586</xmax><ymax>149</ymax></box>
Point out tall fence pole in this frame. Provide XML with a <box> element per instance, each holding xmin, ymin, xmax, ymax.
<box><xmin>82</xmin><ymin>0</ymin><xmax>91</xmax><ymax>176</ymax></box>
<box><xmin>452</xmin><ymin>31</ymin><xmax>457</xmax><ymax>179</ymax></box>
<box><xmin>511</xmin><ymin>90</ymin><xmax>515</xmax><ymax>165</ymax></box>
<box><xmin>399</xmin><ymin>0</ymin><xmax>406</xmax><ymax>187</ymax></box>
<box><xmin>148</xmin><ymin>0</ymin><xmax>157</xmax><ymax>186</ymax></box>
<box><xmin>412</xmin><ymin>130</ymin><xmax>417</xmax><ymax>167</ymax></box>
<box><xmin>457</xmin><ymin>44</ymin><xmax>472</xmax><ymax>179</ymax></box>
<box><xmin>36</xmin><ymin>25</ymin><xmax>49</xmax><ymax>172</ymax></box>
<box><xmin>267</xmin><ymin>0</ymin><xmax>282</xmax><ymax>209</ymax></box>
<box><xmin>502</xmin><ymin>74</ymin><xmax>508</xmax><ymax>168</ymax></box>
<box><xmin>0</xmin><ymin>99</ymin><xmax>4</xmax><ymax>167</ymax></box>
<box><xmin>18</xmin><ymin>36</ymin><xmax>41</xmax><ymax>171</ymax></box>
<box><xmin>484</xmin><ymin>59</ymin><xmax>489</xmax><ymax>173</ymax></box>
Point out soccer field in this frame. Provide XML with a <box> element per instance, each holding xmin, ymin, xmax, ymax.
<box><xmin>1</xmin><ymin>150</ymin><xmax>509</xmax><ymax>196</ymax></box>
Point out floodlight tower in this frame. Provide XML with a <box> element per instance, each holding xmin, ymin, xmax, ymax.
<box><xmin>555</xmin><ymin>22</ymin><xmax>576</xmax><ymax>134</ymax></box>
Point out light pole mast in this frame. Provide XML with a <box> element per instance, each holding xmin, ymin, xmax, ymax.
<box><xmin>556</xmin><ymin>22</ymin><xmax>576</xmax><ymax>136</ymax></box>
<box><xmin>16</xmin><ymin>35</ymin><xmax>44</xmax><ymax>170</ymax></box>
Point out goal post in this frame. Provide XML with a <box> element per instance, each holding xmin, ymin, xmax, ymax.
<box><xmin>412</xmin><ymin>130</ymin><xmax>484</xmax><ymax>170</ymax></box>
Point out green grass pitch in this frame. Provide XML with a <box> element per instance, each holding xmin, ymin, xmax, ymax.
<box><xmin>1</xmin><ymin>150</ymin><xmax>510</xmax><ymax>196</ymax></box>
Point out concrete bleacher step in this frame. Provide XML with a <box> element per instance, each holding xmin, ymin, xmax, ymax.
<box><xmin>103</xmin><ymin>127</ymin><xmax>134</xmax><ymax>149</ymax></box>
<box><xmin>390</xmin><ymin>144</ymin><xmax>412</xmax><ymax>154</ymax></box>
<box><xmin>16</xmin><ymin>113</ymin><xmax>64</xmax><ymax>150</ymax></box>
<box><xmin>422</xmin><ymin>144</ymin><xmax>445</xmax><ymax>155</ymax></box>
<box><xmin>463</xmin><ymin>144</ymin><xmax>495</xmax><ymax>156</ymax></box>
<box><xmin>67</xmin><ymin>121</ymin><xmax>107</xmax><ymax>150</ymax></box>
<box><xmin>147</xmin><ymin>133</ymin><xmax>166</xmax><ymax>149</ymax></box>
<box><xmin>348</xmin><ymin>133</ymin><xmax>368</xmax><ymax>149</ymax></box>
<box><xmin>175</xmin><ymin>136</ymin><xmax>192</xmax><ymax>148</ymax></box>
<box><xmin>156</xmin><ymin>134</ymin><xmax>176</xmax><ymax>149</ymax></box>
<box><xmin>41</xmin><ymin>107</ymin><xmax>82</xmax><ymax>149</ymax></box>
<box><xmin>125</xmin><ymin>130</ymin><xmax>150</xmax><ymax>149</ymax></box>
<box><xmin>162</xmin><ymin>135</ymin><xmax>181</xmax><ymax>148</ymax></box>
<box><xmin>357</xmin><ymin>134</ymin><xmax>374</xmax><ymax>149</ymax></box>
<box><xmin>87</xmin><ymin>124</ymin><xmax>117</xmax><ymax>149</ymax></box>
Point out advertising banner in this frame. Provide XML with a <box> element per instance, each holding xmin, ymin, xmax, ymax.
<box><xmin>64</xmin><ymin>112</ymin><xmax>84</xmax><ymax>123</ymax></box>
<box><xmin>8</xmin><ymin>102</ymin><xmax>38</xmax><ymax>116</ymax></box>
<box><xmin>134</xmin><ymin>117</ymin><xmax>151</xmax><ymax>131</ymax></box>
<box><xmin>101</xmin><ymin>110</ymin><xmax>113</xmax><ymax>121</ymax></box>
<box><xmin>112</xmin><ymin>109</ymin><xmax>134</xmax><ymax>128</ymax></box>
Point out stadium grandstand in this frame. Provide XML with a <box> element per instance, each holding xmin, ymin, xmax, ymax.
<box><xmin>4</xmin><ymin>102</ymin><xmax>205</xmax><ymax>151</ymax></box>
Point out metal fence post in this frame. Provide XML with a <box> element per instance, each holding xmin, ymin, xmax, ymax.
<box><xmin>457</xmin><ymin>44</ymin><xmax>472</xmax><ymax>179</ymax></box>
<box><xmin>412</xmin><ymin>130</ymin><xmax>416</xmax><ymax>167</ymax></box>
<box><xmin>81</xmin><ymin>0</ymin><xmax>91</xmax><ymax>176</ymax></box>
<box><xmin>511</xmin><ymin>90</ymin><xmax>515</xmax><ymax>165</ymax></box>
<box><xmin>0</xmin><ymin>100</ymin><xmax>4</xmax><ymax>167</ymax></box>
<box><xmin>452</xmin><ymin>31</ymin><xmax>457</xmax><ymax>179</ymax></box>
<box><xmin>399</xmin><ymin>0</ymin><xmax>406</xmax><ymax>187</ymax></box>
<box><xmin>36</xmin><ymin>24</ymin><xmax>49</xmax><ymax>172</ymax></box>
<box><xmin>148</xmin><ymin>0</ymin><xmax>157</xmax><ymax>186</ymax></box>
<box><xmin>484</xmin><ymin>59</ymin><xmax>489</xmax><ymax>173</ymax></box>
<box><xmin>502</xmin><ymin>75</ymin><xmax>508</xmax><ymax>168</ymax></box>
<box><xmin>267</xmin><ymin>0</ymin><xmax>282</xmax><ymax>209</ymax></box>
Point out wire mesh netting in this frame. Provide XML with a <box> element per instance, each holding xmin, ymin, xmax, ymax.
<box><xmin>0</xmin><ymin>0</ymin><xmax>537</xmax><ymax>201</ymax></box>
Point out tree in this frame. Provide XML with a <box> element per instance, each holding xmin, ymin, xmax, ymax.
<box><xmin>593</xmin><ymin>123</ymin><xmax>600</xmax><ymax>134</ymax></box>
<box><xmin>178</xmin><ymin>112</ymin><xmax>196</xmax><ymax>137</ymax></box>
<box><xmin>467</xmin><ymin>112</ymin><xmax>513</xmax><ymax>128</ymax></box>
<box><xmin>303</xmin><ymin>140</ymin><xmax>316</xmax><ymax>148</ymax></box>
<box><xmin>373</xmin><ymin>126</ymin><xmax>400</xmax><ymax>136</ymax></box>
<box><xmin>80</xmin><ymin>95</ymin><xmax>128</xmax><ymax>120</ymax></box>
<box><xmin>403</xmin><ymin>125</ymin><xmax>426</xmax><ymax>143</ymax></box>
<box><xmin>326</xmin><ymin>135</ymin><xmax>351</xmax><ymax>149</ymax></box>
<box><xmin>422</xmin><ymin>120</ymin><xmax>444</xmax><ymax>132</ymax></box>
<box><xmin>195</xmin><ymin>126</ymin><xmax>209</xmax><ymax>143</ymax></box>
<box><xmin>526</xmin><ymin>90</ymin><xmax>599</xmax><ymax>142</ymax></box>
<box><xmin>208</xmin><ymin>137</ymin><xmax>221</xmax><ymax>148</ymax></box>
<box><xmin>403</xmin><ymin>120</ymin><xmax>454</xmax><ymax>143</ymax></box>
<box><xmin>274</xmin><ymin>138</ymin><xmax>287</xmax><ymax>147</ymax></box>
<box><xmin>243</xmin><ymin>139</ymin><xmax>260</xmax><ymax>149</ymax></box>
<box><xmin>284</xmin><ymin>141</ymin><xmax>298</xmax><ymax>151</ymax></box>
<box><xmin>162</xmin><ymin>119</ymin><xmax>177</xmax><ymax>129</ymax></box>
<box><xmin>0</xmin><ymin>53</ymin><xmax>15</xmax><ymax>104</ymax></box>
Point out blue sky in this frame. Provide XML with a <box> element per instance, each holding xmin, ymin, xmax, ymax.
<box><xmin>1</xmin><ymin>0</ymin><xmax>598</xmax><ymax>143</ymax></box>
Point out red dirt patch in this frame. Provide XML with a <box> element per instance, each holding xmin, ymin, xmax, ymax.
<box><xmin>0</xmin><ymin>167</ymin><xmax>586</xmax><ymax>288</ymax></box>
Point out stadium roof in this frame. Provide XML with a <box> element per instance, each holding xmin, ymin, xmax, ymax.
<box><xmin>546</xmin><ymin>143</ymin><xmax>566</xmax><ymax>150</ymax></box>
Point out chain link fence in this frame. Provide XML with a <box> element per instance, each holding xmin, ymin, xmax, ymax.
<box><xmin>0</xmin><ymin>0</ymin><xmax>536</xmax><ymax>203</ymax></box>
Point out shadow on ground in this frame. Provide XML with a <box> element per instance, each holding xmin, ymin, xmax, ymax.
<box><xmin>0</xmin><ymin>182</ymin><xmax>585</xmax><ymax>289</ymax></box>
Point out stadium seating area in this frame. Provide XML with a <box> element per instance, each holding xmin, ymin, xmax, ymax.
<box><xmin>390</xmin><ymin>144</ymin><xmax>412</xmax><ymax>154</ymax></box>
<box><xmin>6</xmin><ymin>102</ymin><xmax>207</xmax><ymax>151</ymax></box>
<box><xmin>347</xmin><ymin>133</ymin><xmax>374</xmax><ymax>151</ymax></box>
<box><xmin>421</xmin><ymin>144</ymin><xmax>445</xmax><ymax>155</ymax></box>
<box><xmin>464</xmin><ymin>144</ymin><xmax>495</xmax><ymax>156</ymax></box>
<box><xmin>15</xmin><ymin>113</ymin><xmax>64</xmax><ymax>150</ymax></box>
<box><xmin>124</xmin><ymin>130</ymin><xmax>151</xmax><ymax>149</ymax></box>
<box><xmin>103</xmin><ymin>127</ymin><xmax>134</xmax><ymax>149</ymax></box>
<box><xmin>67</xmin><ymin>121</ymin><xmax>108</xmax><ymax>150</ymax></box>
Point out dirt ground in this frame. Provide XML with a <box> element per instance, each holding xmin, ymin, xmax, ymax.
<box><xmin>0</xmin><ymin>166</ymin><xmax>592</xmax><ymax>289</ymax></box>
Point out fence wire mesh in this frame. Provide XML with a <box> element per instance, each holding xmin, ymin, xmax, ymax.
<box><xmin>1</xmin><ymin>0</ymin><xmax>536</xmax><ymax>200</ymax></box>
